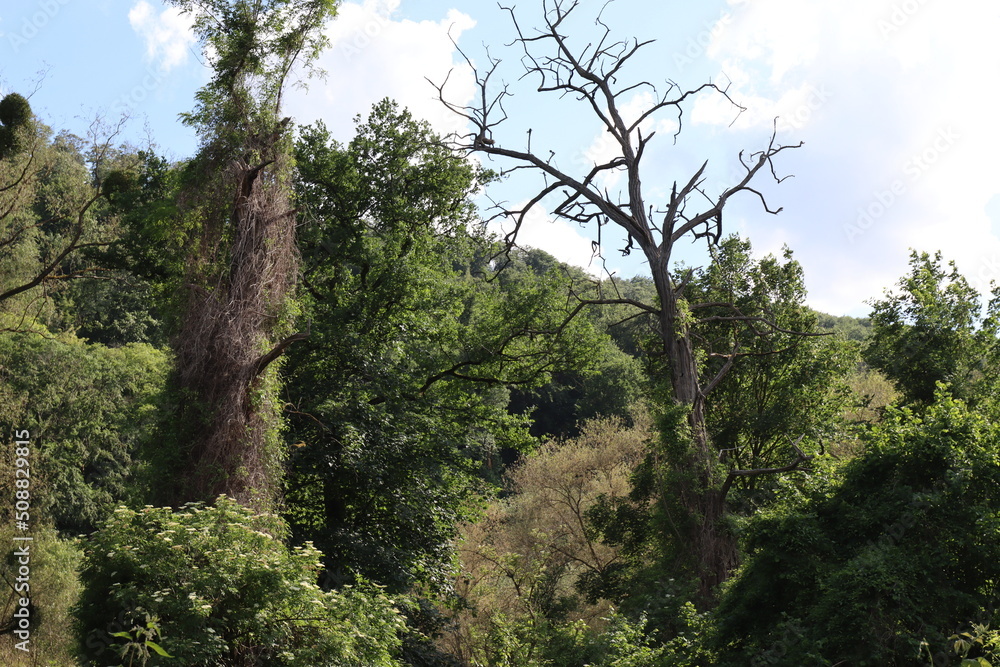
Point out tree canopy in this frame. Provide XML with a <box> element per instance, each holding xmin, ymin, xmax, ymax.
<box><xmin>864</xmin><ymin>250</ymin><xmax>1000</xmax><ymax>407</ymax></box>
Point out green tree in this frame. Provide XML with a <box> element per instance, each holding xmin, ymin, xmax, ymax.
<box><xmin>583</xmin><ymin>240</ymin><xmax>852</xmax><ymax>626</ymax></box>
<box><xmin>0</xmin><ymin>325</ymin><xmax>167</xmax><ymax>534</ymax></box>
<box><xmin>864</xmin><ymin>250</ymin><xmax>1000</xmax><ymax>407</ymax></box>
<box><xmin>55</xmin><ymin>149</ymin><xmax>183</xmax><ymax>348</ymax></box>
<box><xmin>693</xmin><ymin>237</ymin><xmax>853</xmax><ymax>506</ymax></box>
<box><xmin>284</xmin><ymin>100</ymin><xmax>604</xmax><ymax>598</ymax></box>
<box><xmin>0</xmin><ymin>103</ymin><xmax>123</xmax><ymax>322</ymax></box>
<box><xmin>0</xmin><ymin>92</ymin><xmax>32</xmax><ymax>158</ymax></box>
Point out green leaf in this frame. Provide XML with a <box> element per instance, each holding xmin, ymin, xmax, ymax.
<box><xmin>145</xmin><ymin>640</ymin><xmax>173</xmax><ymax>657</ymax></box>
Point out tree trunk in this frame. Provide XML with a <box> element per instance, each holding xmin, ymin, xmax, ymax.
<box><xmin>431</xmin><ymin>0</ymin><xmax>802</xmax><ymax>602</ymax></box>
<box><xmin>172</xmin><ymin>148</ymin><xmax>297</xmax><ymax>508</ymax></box>
<box><xmin>650</xmin><ymin>250</ymin><xmax>739</xmax><ymax>600</ymax></box>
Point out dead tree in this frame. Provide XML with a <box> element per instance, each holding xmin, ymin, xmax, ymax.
<box><xmin>432</xmin><ymin>0</ymin><xmax>808</xmax><ymax>597</ymax></box>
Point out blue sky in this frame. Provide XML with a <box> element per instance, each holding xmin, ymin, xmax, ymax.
<box><xmin>2</xmin><ymin>0</ymin><xmax>999</xmax><ymax>317</ymax></box>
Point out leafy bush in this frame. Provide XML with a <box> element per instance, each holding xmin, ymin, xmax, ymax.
<box><xmin>0</xmin><ymin>328</ymin><xmax>167</xmax><ymax>534</ymax></box>
<box><xmin>919</xmin><ymin>622</ymin><xmax>1000</xmax><ymax>666</ymax></box>
<box><xmin>713</xmin><ymin>390</ymin><xmax>1000</xmax><ymax>665</ymax></box>
<box><xmin>543</xmin><ymin>605</ymin><xmax>714</xmax><ymax>667</ymax></box>
<box><xmin>75</xmin><ymin>496</ymin><xmax>404</xmax><ymax>666</ymax></box>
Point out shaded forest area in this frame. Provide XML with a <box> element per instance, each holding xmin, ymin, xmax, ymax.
<box><xmin>4</xmin><ymin>1</ymin><xmax>1000</xmax><ymax>666</ymax></box>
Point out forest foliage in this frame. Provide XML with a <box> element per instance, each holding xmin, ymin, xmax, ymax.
<box><xmin>4</xmin><ymin>2</ymin><xmax>1000</xmax><ymax>666</ymax></box>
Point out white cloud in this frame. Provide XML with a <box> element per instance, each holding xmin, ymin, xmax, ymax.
<box><xmin>691</xmin><ymin>67</ymin><xmax>832</xmax><ymax>135</ymax></box>
<box><xmin>682</xmin><ymin>0</ymin><xmax>1000</xmax><ymax>313</ymax></box>
<box><xmin>501</xmin><ymin>204</ymin><xmax>602</xmax><ymax>276</ymax></box>
<box><xmin>128</xmin><ymin>1</ymin><xmax>196</xmax><ymax>72</ymax></box>
<box><xmin>285</xmin><ymin>0</ymin><xmax>476</xmax><ymax>142</ymax></box>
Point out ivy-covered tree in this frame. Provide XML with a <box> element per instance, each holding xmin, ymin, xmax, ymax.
<box><xmin>160</xmin><ymin>0</ymin><xmax>338</xmax><ymax>506</ymax></box>
<box><xmin>0</xmin><ymin>92</ymin><xmax>31</xmax><ymax>159</ymax></box>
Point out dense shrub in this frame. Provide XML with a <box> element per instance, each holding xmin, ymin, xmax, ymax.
<box><xmin>713</xmin><ymin>390</ymin><xmax>1000</xmax><ymax>665</ymax></box>
<box><xmin>0</xmin><ymin>328</ymin><xmax>167</xmax><ymax>534</ymax></box>
<box><xmin>0</xmin><ymin>526</ymin><xmax>82</xmax><ymax>664</ymax></box>
<box><xmin>75</xmin><ymin>496</ymin><xmax>405</xmax><ymax>666</ymax></box>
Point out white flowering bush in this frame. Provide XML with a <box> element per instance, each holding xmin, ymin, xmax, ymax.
<box><xmin>74</xmin><ymin>495</ymin><xmax>404</xmax><ymax>666</ymax></box>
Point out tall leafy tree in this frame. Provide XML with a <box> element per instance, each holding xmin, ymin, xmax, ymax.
<box><xmin>693</xmin><ymin>237</ymin><xmax>852</xmax><ymax>505</ymax></box>
<box><xmin>0</xmin><ymin>97</ymin><xmax>124</xmax><ymax>321</ymax></box>
<box><xmin>285</xmin><ymin>100</ymin><xmax>602</xmax><ymax>594</ymax></box>
<box><xmin>583</xmin><ymin>240</ymin><xmax>851</xmax><ymax>628</ymax></box>
<box><xmin>55</xmin><ymin>150</ymin><xmax>181</xmax><ymax>348</ymax></box>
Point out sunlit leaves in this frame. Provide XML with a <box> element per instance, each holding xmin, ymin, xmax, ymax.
<box><xmin>75</xmin><ymin>496</ymin><xmax>405</xmax><ymax>665</ymax></box>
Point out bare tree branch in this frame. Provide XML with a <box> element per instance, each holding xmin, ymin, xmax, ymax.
<box><xmin>720</xmin><ymin>435</ymin><xmax>812</xmax><ymax>501</ymax></box>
